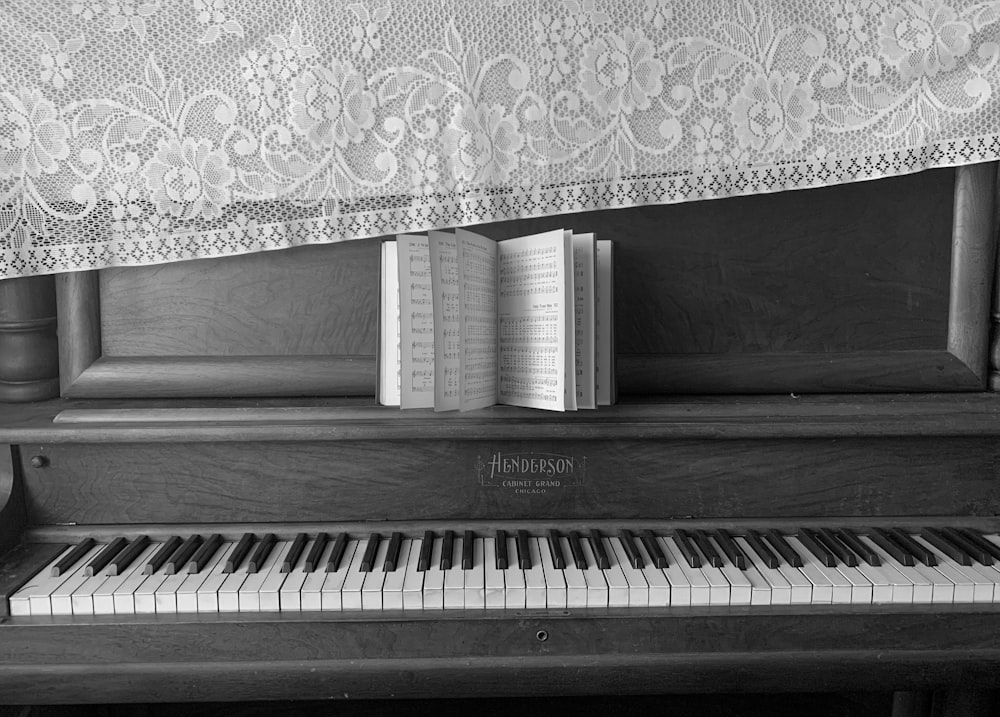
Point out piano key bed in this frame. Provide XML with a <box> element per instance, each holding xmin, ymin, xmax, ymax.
<box><xmin>12</xmin><ymin>525</ymin><xmax>1000</xmax><ymax>617</ymax></box>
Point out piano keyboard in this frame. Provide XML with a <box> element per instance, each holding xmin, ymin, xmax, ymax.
<box><xmin>11</xmin><ymin>527</ymin><xmax>1000</xmax><ymax>616</ymax></box>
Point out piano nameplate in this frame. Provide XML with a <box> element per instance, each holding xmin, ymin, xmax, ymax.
<box><xmin>478</xmin><ymin>451</ymin><xmax>586</xmax><ymax>495</ymax></box>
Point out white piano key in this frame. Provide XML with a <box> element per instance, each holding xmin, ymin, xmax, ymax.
<box><xmin>95</xmin><ymin>544</ymin><xmax>159</xmax><ymax>615</ymax></box>
<box><xmin>237</xmin><ymin>539</ymin><xmax>285</xmax><ymax>613</ymax></box>
<box><xmin>859</xmin><ymin>536</ymin><xmax>932</xmax><ymax>603</ymax></box>
<box><xmin>832</xmin><ymin>562</ymin><xmax>874</xmax><ymax>605</ymax></box>
<box><xmin>483</xmin><ymin>538</ymin><xmax>506</xmax><ymax>609</ymax></box>
<box><xmin>786</xmin><ymin>536</ymin><xmax>854</xmax><ymax>604</ymax></box>
<box><xmin>299</xmin><ymin>541</ymin><xmax>336</xmax><ymax>612</ymax></box>
<box><xmin>735</xmin><ymin>537</ymin><xmax>790</xmax><ymax>606</ymax></box>
<box><xmin>538</xmin><ymin>536</ymin><xmax>567</xmax><ymax>609</ymax></box>
<box><xmin>176</xmin><ymin>541</ymin><xmax>231</xmax><ymax>613</ymax></box>
<box><xmin>257</xmin><ymin>541</ymin><xmax>294</xmax><ymax>612</ymax></box>
<box><xmin>9</xmin><ymin>545</ymin><xmax>79</xmax><ymax>617</ymax></box>
<box><xmin>49</xmin><ymin>545</ymin><xmax>108</xmax><ymax>616</ymax></box>
<box><xmin>557</xmin><ymin>537</ymin><xmax>586</xmax><ymax>608</ymax></box>
<box><xmin>401</xmin><ymin>539</ymin><xmax>425</xmax><ymax>610</ymax></box>
<box><xmin>443</xmin><ymin>536</ymin><xmax>465</xmax><ymax>609</ymax></box>
<box><xmin>598</xmin><ymin>538</ymin><xmax>630</xmax><ymax>608</ymax></box>
<box><xmin>134</xmin><ymin>559</ymin><xmax>173</xmax><ymax>615</ymax></box>
<box><xmin>421</xmin><ymin>537</ymin><xmax>445</xmax><ymax>610</ymax></box>
<box><xmin>632</xmin><ymin>539</ymin><xmax>670</xmax><ymax>607</ymax></box>
<box><xmin>697</xmin><ymin>556</ymin><xmax>732</xmax><ymax>607</ymax></box>
<box><xmin>524</xmin><ymin>539</ymin><xmax>548</xmax><ymax>609</ymax></box>
<box><xmin>718</xmin><ymin>562</ymin><xmax>752</xmax><ymax>606</ymax></box>
<box><xmin>196</xmin><ymin>543</ymin><xmax>238</xmax><ymax>613</ymax></box>
<box><xmin>278</xmin><ymin>538</ymin><xmax>314</xmax><ymax>612</ymax></box>
<box><xmin>656</xmin><ymin>537</ymin><xmax>696</xmax><ymax>607</ymax></box>
<box><xmin>321</xmin><ymin>539</ymin><xmax>360</xmax><ymax>611</ymax></box>
<box><xmin>912</xmin><ymin>535</ymin><xmax>989</xmax><ymax>603</ymax></box>
<box><xmin>579</xmin><ymin>537</ymin><xmax>609</xmax><ymax>608</ymax></box>
<box><xmin>504</xmin><ymin>537</ymin><xmax>526</xmax><ymax>609</ymax></box>
<box><xmin>743</xmin><ymin>565</ymin><xmax>773</xmax><ymax>606</ymax></box>
<box><xmin>153</xmin><ymin>565</ymin><xmax>191</xmax><ymax>614</ymax></box>
<box><xmin>785</xmin><ymin>536</ymin><xmax>835</xmax><ymax>604</ymax></box>
<box><xmin>335</xmin><ymin>539</ymin><xmax>368</xmax><ymax>611</ymax></box>
<box><xmin>463</xmin><ymin>538</ymin><xmax>486</xmax><ymax>609</ymax></box>
<box><xmin>360</xmin><ymin>538</ymin><xmax>391</xmax><ymax>611</ymax></box>
<box><xmin>607</xmin><ymin>537</ymin><xmax>648</xmax><ymax>607</ymax></box>
<box><xmin>845</xmin><ymin>556</ymin><xmax>893</xmax><ymax>604</ymax></box>
<box><xmin>382</xmin><ymin>539</ymin><xmax>410</xmax><ymax>610</ymax></box>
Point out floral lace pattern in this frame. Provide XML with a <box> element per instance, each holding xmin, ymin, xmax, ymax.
<box><xmin>2</xmin><ymin>0</ymin><xmax>1000</xmax><ymax>277</ymax></box>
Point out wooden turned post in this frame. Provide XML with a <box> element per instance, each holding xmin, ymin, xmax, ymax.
<box><xmin>0</xmin><ymin>275</ymin><xmax>60</xmax><ymax>402</ymax></box>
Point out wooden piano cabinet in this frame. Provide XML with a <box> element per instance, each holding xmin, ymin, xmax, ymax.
<box><xmin>1</xmin><ymin>163</ymin><xmax>999</xmax><ymax>712</ymax></box>
<box><xmin>0</xmin><ymin>276</ymin><xmax>59</xmax><ymax>402</ymax></box>
<box><xmin>50</xmin><ymin>163</ymin><xmax>997</xmax><ymax>399</ymax></box>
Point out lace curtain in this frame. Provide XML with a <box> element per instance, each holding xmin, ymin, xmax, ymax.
<box><xmin>2</xmin><ymin>0</ymin><xmax>999</xmax><ymax>278</ymax></box>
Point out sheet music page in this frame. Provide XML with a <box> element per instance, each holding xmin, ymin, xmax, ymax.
<box><xmin>378</xmin><ymin>241</ymin><xmax>401</xmax><ymax>405</ymax></box>
<box><xmin>572</xmin><ymin>233</ymin><xmax>596</xmax><ymax>409</ymax></box>
<box><xmin>456</xmin><ymin>228</ymin><xmax>498</xmax><ymax>411</ymax></box>
<box><xmin>497</xmin><ymin>229</ymin><xmax>569</xmax><ymax>411</ymax></box>
<box><xmin>595</xmin><ymin>239</ymin><xmax>615</xmax><ymax>405</ymax></box>
<box><xmin>429</xmin><ymin>230</ymin><xmax>461</xmax><ymax>411</ymax></box>
<box><xmin>563</xmin><ymin>229</ymin><xmax>577</xmax><ymax>411</ymax></box>
<box><xmin>396</xmin><ymin>234</ymin><xmax>435</xmax><ymax>409</ymax></box>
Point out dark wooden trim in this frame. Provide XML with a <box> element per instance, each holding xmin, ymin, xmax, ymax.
<box><xmin>7</xmin><ymin>393</ymin><xmax>1000</xmax><ymax>443</ymax></box>
<box><xmin>618</xmin><ymin>350</ymin><xmax>981</xmax><ymax>394</ymax></box>
<box><xmin>63</xmin><ymin>356</ymin><xmax>376</xmax><ymax>399</ymax></box>
<box><xmin>0</xmin><ymin>445</ymin><xmax>24</xmax><ymax>557</ymax></box>
<box><xmin>0</xmin><ymin>276</ymin><xmax>59</xmax><ymax>403</ymax></box>
<box><xmin>56</xmin><ymin>270</ymin><xmax>375</xmax><ymax>398</ymax></box>
<box><xmin>948</xmin><ymin>162</ymin><xmax>998</xmax><ymax>386</ymax></box>
<box><xmin>55</xmin><ymin>271</ymin><xmax>101</xmax><ymax>397</ymax></box>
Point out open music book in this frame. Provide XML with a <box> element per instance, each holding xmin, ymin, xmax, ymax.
<box><xmin>379</xmin><ymin>228</ymin><xmax>614</xmax><ymax>412</ymax></box>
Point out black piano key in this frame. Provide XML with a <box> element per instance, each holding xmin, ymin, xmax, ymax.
<box><xmin>836</xmin><ymin>528</ymin><xmax>880</xmax><ymax>567</ymax></box>
<box><xmin>384</xmin><ymin>532</ymin><xmax>404</xmax><ymax>572</ymax></box>
<box><xmin>713</xmin><ymin>529</ymin><xmax>747</xmax><ymax>570</ymax></box>
<box><xmin>640</xmin><ymin>530</ymin><xmax>668</xmax><ymax>569</ymax></box>
<box><xmin>744</xmin><ymin>530</ymin><xmax>780</xmax><ymax>569</ymax></box>
<box><xmin>673</xmin><ymin>529</ymin><xmax>702</xmax><ymax>569</ymax></box>
<box><xmin>618</xmin><ymin>529</ymin><xmax>644</xmax><ymax>569</ymax></box>
<box><xmin>817</xmin><ymin>528</ymin><xmax>858</xmax><ymax>567</ymax></box>
<box><xmin>326</xmin><ymin>532</ymin><xmax>349</xmax><ymax>572</ymax></box>
<box><xmin>588</xmin><ymin>530</ymin><xmax>610</xmax><ymax>570</ymax></box>
<box><xmin>247</xmin><ymin>533</ymin><xmax>276</xmax><ymax>574</ymax></box>
<box><xmin>691</xmin><ymin>529</ymin><xmax>723</xmax><ymax>568</ymax></box>
<box><xmin>955</xmin><ymin>528</ymin><xmax>1000</xmax><ymax>562</ymax></box>
<box><xmin>360</xmin><ymin>533</ymin><xmax>381</xmax><ymax>572</ymax></box>
<box><xmin>463</xmin><ymin>530</ymin><xmax>475</xmax><ymax>570</ymax></box>
<box><xmin>568</xmin><ymin>531</ymin><xmax>588</xmax><ymax>569</ymax></box>
<box><xmin>517</xmin><ymin>529</ymin><xmax>532</xmax><ymax>570</ymax></box>
<box><xmin>417</xmin><ymin>530</ymin><xmax>434</xmax><ymax>572</ymax></box>
<box><xmin>225</xmin><ymin>533</ymin><xmax>256</xmax><ymax>573</ymax></box>
<box><xmin>165</xmin><ymin>535</ymin><xmax>203</xmax><ymax>575</ymax></box>
<box><xmin>495</xmin><ymin>530</ymin><xmax>509</xmax><ymax>570</ymax></box>
<box><xmin>145</xmin><ymin>536</ymin><xmax>182</xmax><ymax>575</ymax></box>
<box><xmin>281</xmin><ymin>532</ymin><xmax>309</xmax><ymax>573</ymax></box>
<box><xmin>797</xmin><ymin>528</ymin><xmax>836</xmax><ymax>567</ymax></box>
<box><xmin>108</xmin><ymin>535</ymin><xmax>151</xmax><ymax>576</ymax></box>
<box><xmin>547</xmin><ymin>529</ymin><xmax>566</xmax><ymax>570</ymax></box>
<box><xmin>919</xmin><ymin>528</ymin><xmax>971</xmax><ymax>566</ymax></box>
<box><xmin>188</xmin><ymin>533</ymin><xmax>223</xmax><ymax>574</ymax></box>
<box><xmin>85</xmin><ymin>537</ymin><xmax>129</xmax><ymax>577</ymax></box>
<box><xmin>51</xmin><ymin>537</ymin><xmax>97</xmax><ymax>577</ymax></box>
<box><xmin>888</xmin><ymin>527</ymin><xmax>937</xmax><ymax>566</ymax></box>
<box><xmin>441</xmin><ymin>530</ymin><xmax>455</xmax><ymax>570</ymax></box>
<box><xmin>942</xmin><ymin>527</ymin><xmax>993</xmax><ymax>565</ymax></box>
<box><xmin>303</xmin><ymin>532</ymin><xmax>329</xmax><ymax>572</ymax></box>
<box><xmin>868</xmin><ymin>528</ymin><xmax>914</xmax><ymax>567</ymax></box>
<box><xmin>764</xmin><ymin>530</ymin><xmax>804</xmax><ymax>568</ymax></box>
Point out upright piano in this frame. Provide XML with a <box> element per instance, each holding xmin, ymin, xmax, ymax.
<box><xmin>1</xmin><ymin>164</ymin><xmax>999</xmax><ymax>713</ymax></box>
